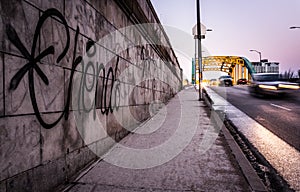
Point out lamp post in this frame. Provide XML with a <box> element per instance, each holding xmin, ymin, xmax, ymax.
<box><xmin>196</xmin><ymin>0</ymin><xmax>203</xmax><ymax>100</ymax></box>
<box><xmin>193</xmin><ymin>0</ymin><xmax>212</xmax><ymax>100</ymax></box>
<box><xmin>249</xmin><ymin>49</ymin><xmax>262</xmax><ymax>63</ymax></box>
<box><xmin>289</xmin><ymin>26</ymin><xmax>300</xmax><ymax>29</ymax></box>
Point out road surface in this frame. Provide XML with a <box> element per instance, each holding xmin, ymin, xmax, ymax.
<box><xmin>210</xmin><ymin>85</ymin><xmax>300</xmax><ymax>151</ymax></box>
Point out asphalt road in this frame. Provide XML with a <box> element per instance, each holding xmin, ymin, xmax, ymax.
<box><xmin>211</xmin><ymin>85</ymin><xmax>300</xmax><ymax>151</ymax></box>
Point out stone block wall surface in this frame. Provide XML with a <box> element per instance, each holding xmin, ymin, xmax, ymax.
<box><xmin>0</xmin><ymin>0</ymin><xmax>182</xmax><ymax>191</ymax></box>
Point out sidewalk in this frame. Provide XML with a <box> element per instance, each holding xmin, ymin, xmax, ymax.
<box><xmin>64</xmin><ymin>87</ymin><xmax>250</xmax><ymax>192</ymax></box>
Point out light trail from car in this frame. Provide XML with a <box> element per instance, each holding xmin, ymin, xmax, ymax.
<box><xmin>270</xmin><ymin>103</ymin><xmax>292</xmax><ymax>111</ymax></box>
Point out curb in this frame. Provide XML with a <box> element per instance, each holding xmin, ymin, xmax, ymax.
<box><xmin>203</xmin><ymin>88</ymin><xmax>268</xmax><ymax>192</ymax></box>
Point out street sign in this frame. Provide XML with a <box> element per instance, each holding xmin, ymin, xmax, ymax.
<box><xmin>192</xmin><ymin>23</ymin><xmax>207</xmax><ymax>37</ymax></box>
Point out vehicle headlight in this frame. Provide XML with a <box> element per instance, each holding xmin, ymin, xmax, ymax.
<box><xmin>259</xmin><ymin>85</ymin><xmax>277</xmax><ymax>90</ymax></box>
<box><xmin>278</xmin><ymin>84</ymin><xmax>300</xmax><ymax>90</ymax></box>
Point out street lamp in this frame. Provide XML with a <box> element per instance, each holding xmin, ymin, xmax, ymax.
<box><xmin>289</xmin><ymin>26</ymin><xmax>300</xmax><ymax>29</ymax></box>
<box><xmin>249</xmin><ymin>49</ymin><xmax>262</xmax><ymax>63</ymax></box>
<box><xmin>193</xmin><ymin>0</ymin><xmax>212</xmax><ymax>100</ymax></box>
<box><xmin>196</xmin><ymin>0</ymin><xmax>202</xmax><ymax>100</ymax></box>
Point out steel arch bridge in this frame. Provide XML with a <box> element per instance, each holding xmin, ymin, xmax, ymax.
<box><xmin>202</xmin><ymin>56</ymin><xmax>255</xmax><ymax>84</ymax></box>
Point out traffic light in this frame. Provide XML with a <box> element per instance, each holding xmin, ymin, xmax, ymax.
<box><xmin>229</xmin><ymin>64</ymin><xmax>235</xmax><ymax>73</ymax></box>
<box><xmin>220</xmin><ymin>62</ymin><xmax>224</xmax><ymax>71</ymax></box>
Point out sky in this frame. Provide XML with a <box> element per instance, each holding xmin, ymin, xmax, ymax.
<box><xmin>151</xmin><ymin>0</ymin><xmax>300</xmax><ymax>80</ymax></box>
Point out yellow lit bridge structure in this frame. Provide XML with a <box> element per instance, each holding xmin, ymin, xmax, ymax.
<box><xmin>192</xmin><ymin>56</ymin><xmax>256</xmax><ymax>84</ymax></box>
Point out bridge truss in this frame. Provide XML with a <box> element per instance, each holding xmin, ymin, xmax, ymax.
<box><xmin>201</xmin><ymin>56</ymin><xmax>255</xmax><ymax>84</ymax></box>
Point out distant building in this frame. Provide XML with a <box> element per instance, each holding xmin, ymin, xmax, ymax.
<box><xmin>252</xmin><ymin>62</ymin><xmax>279</xmax><ymax>73</ymax></box>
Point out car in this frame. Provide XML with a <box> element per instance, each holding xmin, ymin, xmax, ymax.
<box><xmin>210</xmin><ymin>79</ymin><xmax>218</xmax><ymax>86</ymax></box>
<box><xmin>219</xmin><ymin>75</ymin><xmax>233</xmax><ymax>86</ymax></box>
<box><xmin>249</xmin><ymin>73</ymin><xmax>299</xmax><ymax>97</ymax></box>
<box><xmin>237</xmin><ymin>78</ymin><xmax>248</xmax><ymax>85</ymax></box>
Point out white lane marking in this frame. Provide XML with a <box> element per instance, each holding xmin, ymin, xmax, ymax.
<box><xmin>270</xmin><ymin>103</ymin><xmax>292</xmax><ymax>111</ymax></box>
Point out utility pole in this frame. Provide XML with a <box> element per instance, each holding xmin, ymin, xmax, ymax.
<box><xmin>196</xmin><ymin>0</ymin><xmax>203</xmax><ymax>100</ymax></box>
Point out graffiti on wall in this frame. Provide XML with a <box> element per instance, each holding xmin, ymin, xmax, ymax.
<box><xmin>6</xmin><ymin>8</ymin><xmax>176</xmax><ymax>129</ymax></box>
<box><xmin>6</xmin><ymin>8</ymin><xmax>120</xmax><ymax>129</ymax></box>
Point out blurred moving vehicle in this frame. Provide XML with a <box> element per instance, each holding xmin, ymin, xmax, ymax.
<box><xmin>237</xmin><ymin>78</ymin><xmax>248</xmax><ymax>85</ymax></box>
<box><xmin>249</xmin><ymin>73</ymin><xmax>299</xmax><ymax>97</ymax></box>
<box><xmin>210</xmin><ymin>79</ymin><xmax>218</xmax><ymax>86</ymax></box>
<box><xmin>219</xmin><ymin>75</ymin><xmax>233</xmax><ymax>86</ymax></box>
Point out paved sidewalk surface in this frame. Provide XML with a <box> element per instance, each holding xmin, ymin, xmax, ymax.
<box><xmin>66</xmin><ymin>87</ymin><xmax>250</xmax><ymax>192</ymax></box>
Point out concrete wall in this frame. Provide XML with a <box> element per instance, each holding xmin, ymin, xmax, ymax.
<box><xmin>0</xmin><ymin>0</ymin><xmax>182</xmax><ymax>191</ymax></box>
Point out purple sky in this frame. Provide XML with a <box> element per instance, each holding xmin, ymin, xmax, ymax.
<box><xmin>151</xmin><ymin>0</ymin><xmax>300</xmax><ymax>77</ymax></box>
